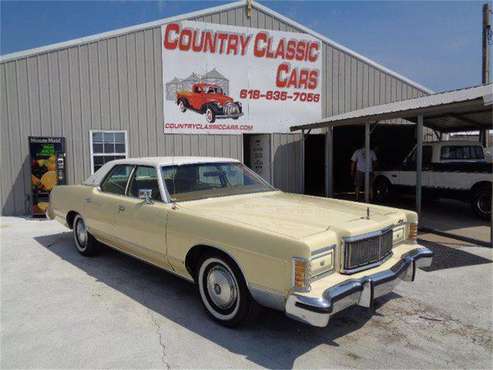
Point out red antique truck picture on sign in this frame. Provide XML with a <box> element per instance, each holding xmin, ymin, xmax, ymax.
<box><xmin>175</xmin><ymin>81</ymin><xmax>243</xmax><ymax>123</ymax></box>
<box><xmin>162</xmin><ymin>21</ymin><xmax>322</xmax><ymax>134</ymax></box>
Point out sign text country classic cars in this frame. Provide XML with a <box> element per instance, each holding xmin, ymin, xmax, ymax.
<box><xmin>162</xmin><ymin>21</ymin><xmax>323</xmax><ymax>134</ymax></box>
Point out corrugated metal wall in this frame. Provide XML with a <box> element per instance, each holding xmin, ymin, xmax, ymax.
<box><xmin>0</xmin><ymin>4</ymin><xmax>428</xmax><ymax>216</ymax></box>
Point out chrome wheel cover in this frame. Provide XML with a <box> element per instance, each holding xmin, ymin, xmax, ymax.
<box><xmin>206</xmin><ymin>109</ymin><xmax>213</xmax><ymax>123</ymax></box>
<box><xmin>74</xmin><ymin>217</ymin><xmax>88</xmax><ymax>250</ymax></box>
<box><xmin>179</xmin><ymin>101</ymin><xmax>185</xmax><ymax>112</ymax></box>
<box><xmin>206</xmin><ymin>265</ymin><xmax>238</xmax><ymax>310</ymax></box>
<box><xmin>198</xmin><ymin>258</ymin><xmax>241</xmax><ymax>321</ymax></box>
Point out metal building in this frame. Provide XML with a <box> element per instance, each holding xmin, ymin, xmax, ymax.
<box><xmin>0</xmin><ymin>0</ymin><xmax>431</xmax><ymax>216</ymax></box>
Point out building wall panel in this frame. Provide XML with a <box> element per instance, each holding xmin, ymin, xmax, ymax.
<box><xmin>0</xmin><ymin>4</ymin><xmax>429</xmax><ymax>215</ymax></box>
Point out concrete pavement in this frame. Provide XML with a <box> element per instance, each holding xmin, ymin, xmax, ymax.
<box><xmin>1</xmin><ymin>217</ymin><xmax>492</xmax><ymax>369</ymax></box>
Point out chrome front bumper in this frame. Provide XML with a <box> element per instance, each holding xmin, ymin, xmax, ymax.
<box><xmin>285</xmin><ymin>247</ymin><xmax>433</xmax><ymax>327</ymax></box>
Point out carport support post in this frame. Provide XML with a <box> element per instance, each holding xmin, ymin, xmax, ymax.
<box><xmin>416</xmin><ymin>114</ymin><xmax>424</xmax><ymax>218</ymax></box>
<box><xmin>364</xmin><ymin>123</ymin><xmax>370</xmax><ymax>203</ymax></box>
<box><xmin>325</xmin><ymin>127</ymin><xmax>333</xmax><ymax>197</ymax></box>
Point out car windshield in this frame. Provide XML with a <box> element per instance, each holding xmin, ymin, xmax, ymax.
<box><xmin>207</xmin><ymin>87</ymin><xmax>222</xmax><ymax>94</ymax></box>
<box><xmin>161</xmin><ymin>162</ymin><xmax>275</xmax><ymax>202</ymax></box>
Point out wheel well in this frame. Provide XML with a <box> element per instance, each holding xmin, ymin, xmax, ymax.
<box><xmin>374</xmin><ymin>175</ymin><xmax>391</xmax><ymax>185</ymax></box>
<box><xmin>185</xmin><ymin>245</ymin><xmax>242</xmax><ymax>282</ymax></box>
<box><xmin>66</xmin><ymin>211</ymin><xmax>79</xmax><ymax>229</ymax></box>
<box><xmin>471</xmin><ymin>181</ymin><xmax>491</xmax><ymax>194</ymax></box>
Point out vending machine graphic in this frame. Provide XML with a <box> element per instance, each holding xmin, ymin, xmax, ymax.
<box><xmin>28</xmin><ymin>137</ymin><xmax>66</xmax><ymax>217</ymax></box>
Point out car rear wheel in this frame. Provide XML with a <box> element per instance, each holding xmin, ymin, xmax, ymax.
<box><xmin>178</xmin><ymin>100</ymin><xmax>187</xmax><ymax>112</ymax></box>
<box><xmin>205</xmin><ymin>107</ymin><xmax>216</xmax><ymax>123</ymax></box>
<box><xmin>374</xmin><ymin>177</ymin><xmax>392</xmax><ymax>202</ymax></box>
<box><xmin>471</xmin><ymin>188</ymin><xmax>491</xmax><ymax>220</ymax></box>
<box><xmin>73</xmin><ymin>215</ymin><xmax>99</xmax><ymax>256</ymax></box>
<box><xmin>197</xmin><ymin>254</ymin><xmax>252</xmax><ymax>327</ymax></box>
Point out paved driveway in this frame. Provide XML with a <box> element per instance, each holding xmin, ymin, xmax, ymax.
<box><xmin>1</xmin><ymin>217</ymin><xmax>492</xmax><ymax>369</ymax></box>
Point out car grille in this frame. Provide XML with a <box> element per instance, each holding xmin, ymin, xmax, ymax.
<box><xmin>343</xmin><ymin>228</ymin><xmax>393</xmax><ymax>273</ymax></box>
<box><xmin>224</xmin><ymin>103</ymin><xmax>239</xmax><ymax>115</ymax></box>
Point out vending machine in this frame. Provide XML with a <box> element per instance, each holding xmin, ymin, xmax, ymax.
<box><xmin>29</xmin><ymin>137</ymin><xmax>66</xmax><ymax>217</ymax></box>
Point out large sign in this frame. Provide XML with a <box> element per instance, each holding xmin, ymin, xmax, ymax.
<box><xmin>162</xmin><ymin>21</ymin><xmax>322</xmax><ymax>134</ymax></box>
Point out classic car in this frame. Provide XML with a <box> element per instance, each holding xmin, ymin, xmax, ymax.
<box><xmin>47</xmin><ymin>157</ymin><xmax>433</xmax><ymax>327</ymax></box>
<box><xmin>176</xmin><ymin>83</ymin><xmax>243</xmax><ymax>123</ymax></box>
<box><xmin>374</xmin><ymin>140</ymin><xmax>492</xmax><ymax>220</ymax></box>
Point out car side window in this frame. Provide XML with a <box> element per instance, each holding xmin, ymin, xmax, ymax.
<box><xmin>441</xmin><ymin>146</ymin><xmax>483</xmax><ymax>160</ymax></box>
<box><xmin>128</xmin><ymin>166</ymin><xmax>162</xmax><ymax>202</ymax></box>
<box><xmin>100</xmin><ymin>165</ymin><xmax>134</xmax><ymax>195</ymax></box>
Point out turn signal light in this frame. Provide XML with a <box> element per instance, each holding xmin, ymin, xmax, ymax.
<box><xmin>409</xmin><ymin>223</ymin><xmax>418</xmax><ymax>242</ymax></box>
<box><xmin>293</xmin><ymin>258</ymin><xmax>311</xmax><ymax>291</ymax></box>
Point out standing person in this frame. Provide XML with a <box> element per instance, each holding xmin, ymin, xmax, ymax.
<box><xmin>351</xmin><ymin>146</ymin><xmax>378</xmax><ymax>201</ymax></box>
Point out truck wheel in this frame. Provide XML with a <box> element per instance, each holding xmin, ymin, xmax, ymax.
<box><xmin>374</xmin><ymin>177</ymin><xmax>391</xmax><ymax>202</ymax></box>
<box><xmin>73</xmin><ymin>215</ymin><xmax>99</xmax><ymax>256</ymax></box>
<box><xmin>197</xmin><ymin>253</ymin><xmax>252</xmax><ymax>327</ymax></box>
<box><xmin>178</xmin><ymin>100</ymin><xmax>187</xmax><ymax>112</ymax></box>
<box><xmin>471</xmin><ymin>188</ymin><xmax>491</xmax><ymax>220</ymax></box>
<box><xmin>205</xmin><ymin>107</ymin><xmax>216</xmax><ymax>123</ymax></box>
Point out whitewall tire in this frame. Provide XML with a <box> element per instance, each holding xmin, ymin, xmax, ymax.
<box><xmin>73</xmin><ymin>215</ymin><xmax>99</xmax><ymax>256</ymax></box>
<box><xmin>197</xmin><ymin>254</ymin><xmax>252</xmax><ymax>327</ymax></box>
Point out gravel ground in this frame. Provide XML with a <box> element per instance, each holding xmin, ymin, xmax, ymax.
<box><xmin>1</xmin><ymin>216</ymin><xmax>492</xmax><ymax>369</ymax></box>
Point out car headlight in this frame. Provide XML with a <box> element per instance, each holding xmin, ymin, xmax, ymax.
<box><xmin>310</xmin><ymin>246</ymin><xmax>335</xmax><ymax>278</ymax></box>
<box><xmin>215</xmin><ymin>102</ymin><xmax>223</xmax><ymax>108</ymax></box>
<box><xmin>392</xmin><ymin>225</ymin><xmax>406</xmax><ymax>245</ymax></box>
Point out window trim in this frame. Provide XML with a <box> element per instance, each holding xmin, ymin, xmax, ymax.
<box><xmin>89</xmin><ymin>130</ymin><xmax>128</xmax><ymax>174</ymax></box>
<box><xmin>100</xmin><ymin>164</ymin><xmax>135</xmax><ymax>197</ymax></box>
<box><xmin>127</xmin><ymin>165</ymin><xmax>164</xmax><ymax>202</ymax></box>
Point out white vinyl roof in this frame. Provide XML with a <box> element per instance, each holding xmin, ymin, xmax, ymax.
<box><xmin>291</xmin><ymin>84</ymin><xmax>493</xmax><ymax>133</ymax></box>
<box><xmin>83</xmin><ymin>156</ymin><xmax>239</xmax><ymax>186</ymax></box>
<box><xmin>0</xmin><ymin>0</ymin><xmax>431</xmax><ymax>94</ymax></box>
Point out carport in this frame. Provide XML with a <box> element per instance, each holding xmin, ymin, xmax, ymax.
<box><xmin>291</xmin><ymin>84</ymin><xmax>493</xmax><ymax>244</ymax></box>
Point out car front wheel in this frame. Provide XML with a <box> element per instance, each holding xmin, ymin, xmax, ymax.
<box><xmin>73</xmin><ymin>215</ymin><xmax>99</xmax><ymax>256</ymax></box>
<box><xmin>205</xmin><ymin>107</ymin><xmax>216</xmax><ymax>123</ymax></box>
<box><xmin>197</xmin><ymin>254</ymin><xmax>252</xmax><ymax>327</ymax></box>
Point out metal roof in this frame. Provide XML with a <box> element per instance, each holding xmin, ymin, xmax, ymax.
<box><xmin>0</xmin><ymin>0</ymin><xmax>432</xmax><ymax>94</ymax></box>
<box><xmin>291</xmin><ymin>84</ymin><xmax>493</xmax><ymax>133</ymax></box>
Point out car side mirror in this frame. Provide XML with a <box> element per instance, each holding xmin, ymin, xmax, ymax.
<box><xmin>138</xmin><ymin>189</ymin><xmax>153</xmax><ymax>204</ymax></box>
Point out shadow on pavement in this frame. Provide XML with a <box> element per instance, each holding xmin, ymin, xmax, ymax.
<box><xmin>417</xmin><ymin>238</ymin><xmax>492</xmax><ymax>272</ymax></box>
<box><xmin>34</xmin><ymin>232</ymin><xmax>398</xmax><ymax>369</ymax></box>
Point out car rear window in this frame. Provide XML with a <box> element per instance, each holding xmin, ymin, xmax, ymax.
<box><xmin>440</xmin><ymin>145</ymin><xmax>484</xmax><ymax>160</ymax></box>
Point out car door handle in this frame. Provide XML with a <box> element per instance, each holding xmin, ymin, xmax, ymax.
<box><xmin>118</xmin><ymin>205</ymin><xmax>125</xmax><ymax>212</ymax></box>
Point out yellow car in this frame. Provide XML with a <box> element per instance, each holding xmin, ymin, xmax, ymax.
<box><xmin>47</xmin><ymin>157</ymin><xmax>433</xmax><ymax>327</ymax></box>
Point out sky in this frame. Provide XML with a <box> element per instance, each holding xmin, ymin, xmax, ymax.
<box><xmin>0</xmin><ymin>0</ymin><xmax>490</xmax><ymax>92</ymax></box>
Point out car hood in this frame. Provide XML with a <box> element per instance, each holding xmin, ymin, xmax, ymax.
<box><xmin>179</xmin><ymin>191</ymin><xmax>407</xmax><ymax>240</ymax></box>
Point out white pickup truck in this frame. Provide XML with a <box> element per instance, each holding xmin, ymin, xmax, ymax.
<box><xmin>374</xmin><ymin>141</ymin><xmax>492</xmax><ymax>220</ymax></box>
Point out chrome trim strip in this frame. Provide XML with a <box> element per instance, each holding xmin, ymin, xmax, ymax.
<box><xmin>249</xmin><ymin>285</ymin><xmax>285</xmax><ymax>311</ymax></box>
<box><xmin>285</xmin><ymin>246</ymin><xmax>433</xmax><ymax>327</ymax></box>
<box><xmin>341</xmin><ymin>251</ymin><xmax>393</xmax><ymax>274</ymax></box>
<box><xmin>343</xmin><ymin>225</ymin><xmax>393</xmax><ymax>243</ymax></box>
<box><xmin>311</xmin><ymin>244</ymin><xmax>336</xmax><ymax>257</ymax></box>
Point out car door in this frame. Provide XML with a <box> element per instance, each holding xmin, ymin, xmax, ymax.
<box><xmin>83</xmin><ymin>164</ymin><xmax>135</xmax><ymax>244</ymax></box>
<box><xmin>396</xmin><ymin>145</ymin><xmax>432</xmax><ymax>189</ymax></box>
<box><xmin>111</xmin><ymin>165</ymin><xmax>169</xmax><ymax>267</ymax></box>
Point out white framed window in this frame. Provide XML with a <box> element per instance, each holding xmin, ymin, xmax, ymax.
<box><xmin>89</xmin><ymin>130</ymin><xmax>128</xmax><ymax>173</ymax></box>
